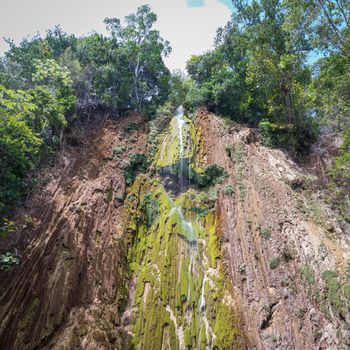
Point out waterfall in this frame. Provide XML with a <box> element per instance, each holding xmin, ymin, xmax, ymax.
<box><xmin>173</xmin><ymin>106</ymin><xmax>216</xmax><ymax>349</ymax></box>
<box><xmin>175</xmin><ymin>106</ymin><xmax>186</xmax><ymax>189</ymax></box>
<box><xmin>124</xmin><ymin>106</ymin><xmax>230</xmax><ymax>350</ymax></box>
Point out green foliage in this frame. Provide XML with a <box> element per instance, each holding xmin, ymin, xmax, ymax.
<box><xmin>0</xmin><ymin>218</ymin><xmax>16</xmax><ymax>238</ymax></box>
<box><xmin>0</xmin><ymin>90</ymin><xmax>42</xmax><ymax>213</ymax></box>
<box><xmin>223</xmin><ymin>185</ymin><xmax>235</xmax><ymax>196</ymax></box>
<box><xmin>1</xmin><ymin>6</ymin><xmax>170</xmax><ymax>115</ymax></box>
<box><xmin>98</xmin><ymin>5</ymin><xmax>171</xmax><ymax>113</ymax></box>
<box><xmin>328</xmin><ymin>130</ymin><xmax>350</xmax><ymax>222</ymax></box>
<box><xmin>0</xmin><ymin>252</ymin><xmax>19</xmax><ymax>271</ymax></box>
<box><xmin>124</xmin><ymin>122</ymin><xmax>139</xmax><ymax>133</ymax></box>
<box><xmin>186</xmin><ymin>0</ymin><xmax>318</xmax><ymax>154</ymax></box>
<box><xmin>123</xmin><ymin>154</ymin><xmax>149</xmax><ymax>185</ymax></box>
<box><xmin>300</xmin><ymin>265</ymin><xmax>315</xmax><ymax>285</ymax></box>
<box><xmin>322</xmin><ymin>270</ymin><xmax>342</xmax><ymax>312</ymax></box>
<box><xmin>259</xmin><ymin>120</ymin><xmax>293</xmax><ymax>148</ymax></box>
<box><xmin>260</xmin><ymin>227</ymin><xmax>271</xmax><ymax>240</ymax></box>
<box><xmin>0</xmin><ymin>69</ymin><xmax>74</xmax><ymax>214</ymax></box>
<box><xmin>190</xmin><ymin>164</ymin><xmax>228</xmax><ymax>188</ymax></box>
<box><xmin>165</xmin><ymin>71</ymin><xmax>204</xmax><ymax>112</ymax></box>
<box><xmin>269</xmin><ymin>256</ymin><xmax>282</xmax><ymax>269</ymax></box>
<box><xmin>0</xmin><ymin>5</ymin><xmax>172</xmax><ymax>215</ymax></box>
<box><xmin>113</xmin><ymin>145</ymin><xmax>126</xmax><ymax>159</ymax></box>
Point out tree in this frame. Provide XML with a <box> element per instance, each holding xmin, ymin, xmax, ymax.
<box><xmin>103</xmin><ymin>5</ymin><xmax>171</xmax><ymax>112</ymax></box>
<box><xmin>0</xmin><ymin>86</ymin><xmax>42</xmax><ymax>214</ymax></box>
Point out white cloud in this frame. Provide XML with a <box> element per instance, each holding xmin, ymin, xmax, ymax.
<box><xmin>0</xmin><ymin>0</ymin><xmax>231</xmax><ymax>71</ymax></box>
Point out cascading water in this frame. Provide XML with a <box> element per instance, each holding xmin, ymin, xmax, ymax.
<box><xmin>175</xmin><ymin>105</ymin><xmax>186</xmax><ymax>190</ymax></box>
<box><xmin>174</xmin><ymin>106</ymin><xmax>216</xmax><ymax>348</ymax></box>
<box><xmin>123</xmin><ymin>107</ymin><xmax>239</xmax><ymax>349</ymax></box>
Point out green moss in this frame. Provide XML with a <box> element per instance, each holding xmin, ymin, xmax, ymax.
<box><xmin>184</xmin><ymin>328</ymin><xmax>192</xmax><ymax>347</ymax></box>
<box><xmin>208</xmin><ymin>232</ymin><xmax>220</xmax><ymax>268</ymax></box>
<box><xmin>155</xmin><ymin>115</ymin><xmax>197</xmax><ymax>168</ymax></box>
<box><xmin>213</xmin><ymin>291</ymin><xmax>239</xmax><ymax>349</ymax></box>
<box><xmin>18</xmin><ymin>296</ymin><xmax>40</xmax><ymax>331</ymax></box>
<box><xmin>122</xmin><ymin>113</ymin><xmax>243</xmax><ymax>349</ymax></box>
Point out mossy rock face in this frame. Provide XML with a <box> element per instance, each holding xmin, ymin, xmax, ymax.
<box><xmin>122</xmin><ymin>113</ymin><xmax>242</xmax><ymax>349</ymax></box>
<box><xmin>155</xmin><ymin>115</ymin><xmax>197</xmax><ymax>168</ymax></box>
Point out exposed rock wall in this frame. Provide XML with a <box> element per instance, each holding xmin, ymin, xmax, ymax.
<box><xmin>0</xmin><ymin>114</ymin><xmax>148</xmax><ymax>350</ymax></box>
<box><xmin>195</xmin><ymin>108</ymin><xmax>350</xmax><ymax>350</ymax></box>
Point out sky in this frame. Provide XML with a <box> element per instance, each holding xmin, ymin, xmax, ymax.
<box><xmin>0</xmin><ymin>0</ymin><xmax>233</xmax><ymax>71</ymax></box>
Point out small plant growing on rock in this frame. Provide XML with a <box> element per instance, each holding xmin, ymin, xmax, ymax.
<box><xmin>123</xmin><ymin>154</ymin><xmax>149</xmax><ymax>185</ymax></box>
<box><xmin>282</xmin><ymin>246</ymin><xmax>296</xmax><ymax>262</ymax></box>
<box><xmin>0</xmin><ymin>252</ymin><xmax>19</xmax><ymax>271</ymax></box>
<box><xmin>238</xmin><ymin>263</ymin><xmax>246</xmax><ymax>274</ymax></box>
<box><xmin>260</xmin><ymin>227</ymin><xmax>271</xmax><ymax>240</ymax></box>
<box><xmin>223</xmin><ymin>185</ymin><xmax>235</xmax><ymax>196</ymax></box>
<box><xmin>0</xmin><ymin>218</ymin><xmax>16</xmax><ymax>238</ymax></box>
<box><xmin>269</xmin><ymin>256</ymin><xmax>281</xmax><ymax>269</ymax></box>
<box><xmin>113</xmin><ymin>145</ymin><xmax>126</xmax><ymax>159</ymax></box>
<box><xmin>190</xmin><ymin>164</ymin><xmax>228</xmax><ymax>188</ymax></box>
<box><xmin>124</xmin><ymin>122</ymin><xmax>139</xmax><ymax>133</ymax></box>
<box><xmin>300</xmin><ymin>265</ymin><xmax>315</xmax><ymax>284</ymax></box>
<box><xmin>115</xmin><ymin>193</ymin><xmax>124</xmax><ymax>204</ymax></box>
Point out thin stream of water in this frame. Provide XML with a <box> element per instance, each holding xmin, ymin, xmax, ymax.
<box><xmin>171</xmin><ymin>106</ymin><xmax>216</xmax><ymax>349</ymax></box>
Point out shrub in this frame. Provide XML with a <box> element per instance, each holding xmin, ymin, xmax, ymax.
<box><xmin>190</xmin><ymin>164</ymin><xmax>228</xmax><ymax>188</ymax></box>
<box><xmin>259</xmin><ymin>120</ymin><xmax>293</xmax><ymax>149</ymax></box>
<box><xmin>114</xmin><ymin>193</ymin><xmax>124</xmax><ymax>204</ymax></box>
<box><xmin>0</xmin><ymin>218</ymin><xmax>16</xmax><ymax>238</ymax></box>
<box><xmin>269</xmin><ymin>256</ymin><xmax>281</xmax><ymax>269</ymax></box>
<box><xmin>260</xmin><ymin>227</ymin><xmax>271</xmax><ymax>240</ymax></box>
<box><xmin>124</xmin><ymin>122</ymin><xmax>139</xmax><ymax>133</ymax></box>
<box><xmin>0</xmin><ymin>252</ymin><xmax>19</xmax><ymax>271</ymax></box>
<box><xmin>223</xmin><ymin>185</ymin><xmax>235</xmax><ymax>196</ymax></box>
<box><xmin>322</xmin><ymin>270</ymin><xmax>342</xmax><ymax>312</ymax></box>
<box><xmin>123</xmin><ymin>154</ymin><xmax>149</xmax><ymax>185</ymax></box>
<box><xmin>300</xmin><ymin>265</ymin><xmax>315</xmax><ymax>284</ymax></box>
<box><xmin>238</xmin><ymin>263</ymin><xmax>246</xmax><ymax>274</ymax></box>
<box><xmin>113</xmin><ymin>145</ymin><xmax>126</xmax><ymax>159</ymax></box>
<box><xmin>259</xmin><ymin>119</ymin><xmax>317</xmax><ymax>154</ymax></box>
<box><xmin>329</xmin><ymin>130</ymin><xmax>350</xmax><ymax>222</ymax></box>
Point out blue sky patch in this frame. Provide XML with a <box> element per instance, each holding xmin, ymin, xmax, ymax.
<box><xmin>187</xmin><ymin>0</ymin><xmax>234</xmax><ymax>11</ymax></box>
<box><xmin>218</xmin><ymin>0</ymin><xmax>234</xmax><ymax>11</ymax></box>
<box><xmin>187</xmin><ymin>0</ymin><xmax>205</xmax><ymax>7</ymax></box>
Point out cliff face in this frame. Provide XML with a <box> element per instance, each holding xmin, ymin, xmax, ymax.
<box><xmin>195</xmin><ymin>108</ymin><xmax>350</xmax><ymax>349</ymax></box>
<box><xmin>0</xmin><ymin>109</ymin><xmax>349</xmax><ymax>350</ymax></box>
<box><xmin>0</xmin><ymin>114</ymin><xmax>148</xmax><ymax>349</ymax></box>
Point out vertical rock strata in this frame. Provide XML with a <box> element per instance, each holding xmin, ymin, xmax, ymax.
<box><xmin>195</xmin><ymin>108</ymin><xmax>350</xmax><ymax>350</ymax></box>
